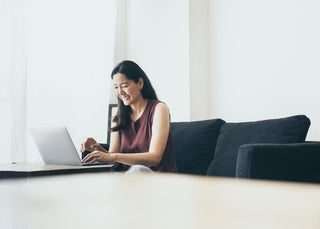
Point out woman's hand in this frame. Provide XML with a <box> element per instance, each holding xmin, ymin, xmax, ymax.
<box><xmin>80</xmin><ymin>138</ymin><xmax>106</xmax><ymax>152</ymax></box>
<box><xmin>82</xmin><ymin>151</ymin><xmax>113</xmax><ymax>163</ymax></box>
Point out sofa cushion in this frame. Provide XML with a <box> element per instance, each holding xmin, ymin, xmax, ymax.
<box><xmin>171</xmin><ymin>119</ymin><xmax>225</xmax><ymax>175</ymax></box>
<box><xmin>207</xmin><ymin>115</ymin><xmax>311</xmax><ymax>177</ymax></box>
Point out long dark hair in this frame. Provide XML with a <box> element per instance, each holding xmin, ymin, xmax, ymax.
<box><xmin>110</xmin><ymin>60</ymin><xmax>158</xmax><ymax>131</ymax></box>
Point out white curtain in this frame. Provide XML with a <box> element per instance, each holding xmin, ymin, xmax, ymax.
<box><xmin>0</xmin><ymin>0</ymin><xmax>117</xmax><ymax>163</ymax></box>
<box><xmin>0</xmin><ymin>0</ymin><xmax>27</xmax><ymax>163</ymax></box>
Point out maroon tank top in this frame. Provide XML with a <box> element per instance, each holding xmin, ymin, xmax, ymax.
<box><xmin>119</xmin><ymin>99</ymin><xmax>177</xmax><ymax>172</ymax></box>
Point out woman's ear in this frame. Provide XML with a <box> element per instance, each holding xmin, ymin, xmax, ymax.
<box><xmin>138</xmin><ymin>77</ymin><xmax>144</xmax><ymax>90</ymax></box>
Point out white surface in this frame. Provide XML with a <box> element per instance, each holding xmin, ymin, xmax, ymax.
<box><xmin>1</xmin><ymin>173</ymin><xmax>320</xmax><ymax>229</ymax></box>
<box><xmin>25</xmin><ymin>0</ymin><xmax>117</xmax><ymax>161</ymax></box>
<box><xmin>123</xmin><ymin>0</ymin><xmax>320</xmax><ymax>140</ymax></box>
<box><xmin>126</xmin><ymin>0</ymin><xmax>190</xmax><ymax>121</ymax></box>
<box><xmin>209</xmin><ymin>0</ymin><xmax>320</xmax><ymax>140</ymax></box>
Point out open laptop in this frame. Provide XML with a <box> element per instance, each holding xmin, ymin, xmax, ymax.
<box><xmin>30</xmin><ymin>127</ymin><xmax>113</xmax><ymax>166</ymax></box>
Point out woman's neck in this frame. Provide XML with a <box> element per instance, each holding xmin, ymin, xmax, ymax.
<box><xmin>130</xmin><ymin>98</ymin><xmax>148</xmax><ymax>120</ymax></box>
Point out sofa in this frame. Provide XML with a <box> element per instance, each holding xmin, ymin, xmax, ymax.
<box><xmin>84</xmin><ymin>114</ymin><xmax>320</xmax><ymax>183</ymax></box>
<box><xmin>170</xmin><ymin>114</ymin><xmax>320</xmax><ymax>183</ymax></box>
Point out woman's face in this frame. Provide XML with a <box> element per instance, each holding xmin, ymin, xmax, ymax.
<box><xmin>113</xmin><ymin>73</ymin><xmax>143</xmax><ymax>106</ymax></box>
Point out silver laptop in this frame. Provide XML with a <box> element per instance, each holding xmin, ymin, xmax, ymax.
<box><xmin>30</xmin><ymin>127</ymin><xmax>113</xmax><ymax>166</ymax></box>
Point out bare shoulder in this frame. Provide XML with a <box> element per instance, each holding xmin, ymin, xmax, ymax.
<box><xmin>153</xmin><ymin>102</ymin><xmax>170</xmax><ymax>129</ymax></box>
<box><xmin>154</xmin><ymin>102</ymin><xmax>169</xmax><ymax>114</ymax></box>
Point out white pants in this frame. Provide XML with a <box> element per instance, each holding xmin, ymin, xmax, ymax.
<box><xmin>125</xmin><ymin>165</ymin><xmax>154</xmax><ymax>175</ymax></box>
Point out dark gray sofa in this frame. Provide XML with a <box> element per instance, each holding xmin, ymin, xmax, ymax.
<box><xmin>171</xmin><ymin>115</ymin><xmax>320</xmax><ymax>183</ymax></box>
<box><xmin>85</xmin><ymin>114</ymin><xmax>320</xmax><ymax>183</ymax></box>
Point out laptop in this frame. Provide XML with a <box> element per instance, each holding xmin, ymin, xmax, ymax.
<box><xmin>30</xmin><ymin>127</ymin><xmax>113</xmax><ymax>166</ymax></box>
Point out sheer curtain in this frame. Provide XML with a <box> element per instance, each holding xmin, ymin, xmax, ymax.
<box><xmin>0</xmin><ymin>0</ymin><xmax>27</xmax><ymax>163</ymax></box>
<box><xmin>0</xmin><ymin>0</ymin><xmax>117</xmax><ymax>163</ymax></box>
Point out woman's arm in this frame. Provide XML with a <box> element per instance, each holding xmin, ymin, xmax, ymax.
<box><xmin>82</xmin><ymin>103</ymin><xmax>170</xmax><ymax>167</ymax></box>
<box><xmin>108</xmin><ymin>130</ymin><xmax>120</xmax><ymax>153</ymax></box>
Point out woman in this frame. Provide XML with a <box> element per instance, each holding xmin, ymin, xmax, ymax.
<box><xmin>81</xmin><ymin>60</ymin><xmax>177</xmax><ymax>173</ymax></box>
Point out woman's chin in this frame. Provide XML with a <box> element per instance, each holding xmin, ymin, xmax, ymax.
<box><xmin>122</xmin><ymin>100</ymin><xmax>131</xmax><ymax>106</ymax></box>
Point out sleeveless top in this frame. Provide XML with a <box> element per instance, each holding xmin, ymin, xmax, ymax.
<box><xmin>119</xmin><ymin>99</ymin><xmax>177</xmax><ymax>172</ymax></box>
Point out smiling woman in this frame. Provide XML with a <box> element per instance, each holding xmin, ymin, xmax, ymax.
<box><xmin>0</xmin><ymin>0</ymin><xmax>117</xmax><ymax>163</ymax></box>
<box><xmin>81</xmin><ymin>60</ymin><xmax>177</xmax><ymax>173</ymax></box>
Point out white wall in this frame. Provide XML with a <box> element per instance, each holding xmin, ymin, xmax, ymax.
<box><xmin>189</xmin><ymin>0</ymin><xmax>211</xmax><ymax>120</ymax></box>
<box><xmin>122</xmin><ymin>0</ymin><xmax>213</xmax><ymax>121</ymax></box>
<box><xmin>115</xmin><ymin>0</ymin><xmax>320</xmax><ymax>139</ymax></box>
<box><xmin>125</xmin><ymin>0</ymin><xmax>190</xmax><ymax>121</ymax></box>
<box><xmin>25</xmin><ymin>0</ymin><xmax>116</xmax><ymax>161</ymax></box>
<box><xmin>209</xmin><ymin>0</ymin><xmax>320</xmax><ymax>140</ymax></box>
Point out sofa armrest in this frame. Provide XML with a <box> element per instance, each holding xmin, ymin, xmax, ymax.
<box><xmin>236</xmin><ymin>142</ymin><xmax>320</xmax><ymax>183</ymax></box>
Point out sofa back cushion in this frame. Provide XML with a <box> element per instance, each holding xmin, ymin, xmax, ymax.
<box><xmin>206</xmin><ymin>115</ymin><xmax>311</xmax><ymax>177</ymax></box>
<box><xmin>171</xmin><ymin>119</ymin><xmax>225</xmax><ymax>175</ymax></box>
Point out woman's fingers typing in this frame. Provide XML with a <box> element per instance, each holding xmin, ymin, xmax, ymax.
<box><xmin>82</xmin><ymin>151</ymin><xmax>108</xmax><ymax>163</ymax></box>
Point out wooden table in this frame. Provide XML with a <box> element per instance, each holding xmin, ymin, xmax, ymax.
<box><xmin>0</xmin><ymin>163</ymin><xmax>114</xmax><ymax>178</ymax></box>
<box><xmin>1</xmin><ymin>173</ymin><xmax>320</xmax><ymax>229</ymax></box>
